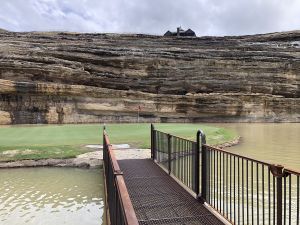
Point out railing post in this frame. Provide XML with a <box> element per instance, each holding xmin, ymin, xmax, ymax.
<box><xmin>168</xmin><ymin>134</ymin><xmax>171</xmax><ymax>175</ymax></box>
<box><xmin>198</xmin><ymin>130</ymin><xmax>207</xmax><ymax>203</ymax></box>
<box><xmin>151</xmin><ymin>124</ymin><xmax>154</xmax><ymax>160</ymax></box>
<box><xmin>270</xmin><ymin>164</ymin><xmax>285</xmax><ymax>225</ymax></box>
<box><xmin>103</xmin><ymin>126</ymin><xmax>106</xmax><ymax>164</ymax></box>
<box><xmin>195</xmin><ymin>131</ymin><xmax>200</xmax><ymax>197</ymax></box>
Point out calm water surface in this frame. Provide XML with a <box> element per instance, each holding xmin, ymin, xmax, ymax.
<box><xmin>211</xmin><ymin>123</ymin><xmax>300</xmax><ymax>170</ymax></box>
<box><xmin>0</xmin><ymin>168</ymin><xmax>105</xmax><ymax>225</ymax></box>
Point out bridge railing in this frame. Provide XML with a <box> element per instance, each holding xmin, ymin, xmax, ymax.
<box><xmin>151</xmin><ymin>124</ymin><xmax>300</xmax><ymax>225</ymax></box>
<box><xmin>103</xmin><ymin>130</ymin><xmax>139</xmax><ymax>225</ymax></box>
<box><xmin>151</xmin><ymin>124</ymin><xmax>199</xmax><ymax>193</ymax></box>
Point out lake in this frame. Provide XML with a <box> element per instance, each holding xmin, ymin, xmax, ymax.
<box><xmin>211</xmin><ymin>123</ymin><xmax>300</xmax><ymax>170</ymax></box>
<box><xmin>0</xmin><ymin>168</ymin><xmax>105</xmax><ymax>225</ymax></box>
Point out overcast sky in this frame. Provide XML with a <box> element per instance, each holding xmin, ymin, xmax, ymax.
<box><xmin>0</xmin><ymin>0</ymin><xmax>300</xmax><ymax>36</ymax></box>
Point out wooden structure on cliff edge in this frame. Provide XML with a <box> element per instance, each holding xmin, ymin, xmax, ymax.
<box><xmin>164</xmin><ymin>26</ymin><xmax>196</xmax><ymax>37</ymax></box>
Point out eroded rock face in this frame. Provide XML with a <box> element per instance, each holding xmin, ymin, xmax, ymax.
<box><xmin>0</xmin><ymin>31</ymin><xmax>299</xmax><ymax>124</ymax></box>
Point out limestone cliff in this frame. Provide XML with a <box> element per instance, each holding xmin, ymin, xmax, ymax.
<box><xmin>0</xmin><ymin>31</ymin><xmax>299</xmax><ymax>124</ymax></box>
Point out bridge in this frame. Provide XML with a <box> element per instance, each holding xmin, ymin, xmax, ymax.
<box><xmin>103</xmin><ymin>124</ymin><xmax>300</xmax><ymax>225</ymax></box>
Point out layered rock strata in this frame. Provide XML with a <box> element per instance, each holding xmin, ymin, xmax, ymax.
<box><xmin>0</xmin><ymin>31</ymin><xmax>299</xmax><ymax>124</ymax></box>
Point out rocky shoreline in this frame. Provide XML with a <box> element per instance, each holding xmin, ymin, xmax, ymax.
<box><xmin>215</xmin><ymin>136</ymin><xmax>241</xmax><ymax>149</ymax></box>
<box><xmin>0</xmin><ymin>151</ymin><xmax>103</xmax><ymax>169</ymax></box>
<box><xmin>0</xmin><ymin>137</ymin><xmax>240</xmax><ymax>169</ymax></box>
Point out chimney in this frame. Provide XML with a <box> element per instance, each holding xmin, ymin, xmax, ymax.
<box><xmin>177</xmin><ymin>27</ymin><xmax>180</xmax><ymax>37</ymax></box>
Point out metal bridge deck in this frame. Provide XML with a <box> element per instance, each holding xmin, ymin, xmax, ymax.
<box><xmin>118</xmin><ymin>159</ymin><xmax>224</xmax><ymax>225</ymax></box>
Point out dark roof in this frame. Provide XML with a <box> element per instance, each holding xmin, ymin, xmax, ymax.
<box><xmin>164</xmin><ymin>28</ymin><xmax>196</xmax><ymax>37</ymax></box>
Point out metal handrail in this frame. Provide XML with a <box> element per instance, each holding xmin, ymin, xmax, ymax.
<box><xmin>103</xmin><ymin>130</ymin><xmax>139</xmax><ymax>225</ymax></box>
<box><xmin>204</xmin><ymin>144</ymin><xmax>276</xmax><ymax>167</ymax></box>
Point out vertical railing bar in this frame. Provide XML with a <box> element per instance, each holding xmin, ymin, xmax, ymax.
<box><xmin>226</xmin><ymin>153</ymin><xmax>229</xmax><ymax>218</ymax></box>
<box><xmin>230</xmin><ymin>154</ymin><xmax>232</xmax><ymax>222</ymax></box>
<box><xmin>157</xmin><ymin>132</ymin><xmax>160</xmax><ymax>163</ymax></box>
<box><xmin>186</xmin><ymin>140</ymin><xmax>189</xmax><ymax>187</ymax></box>
<box><xmin>208</xmin><ymin>147</ymin><xmax>210</xmax><ymax>202</ymax></box>
<box><xmin>175</xmin><ymin>138</ymin><xmax>178</xmax><ymax>177</ymax></box>
<box><xmin>234</xmin><ymin>156</ymin><xmax>236</xmax><ymax>224</ymax></box>
<box><xmin>297</xmin><ymin>175</ymin><xmax>299</xmax><ymax>225</ymax></box>
<box><xmin>179</xmin><ymin>139</ymin><xmax>182</xmax><ymax>182</ymax></box>
<box><xmin>178</xmin><ymin>138</ymin><xmax>180</xmax><ymax>178</ymax></box>
<box><xmin>257</xmin><ymin>163</ymin><xmax>259</xmax><ymax>225</ymax></box>
<box><xmin>273</xmin><ymin>175</ymin><xmax>276</xmax><ymax>225</ymax></box>
<box><xmin>220</xmin><ymin>151</ymin><xmax>222</xmax><ymax>212</ymax></box>
<box><xmin>219</xmin><ymin>151</ymin><xmax>222</xmax><ymax>212</ymax></box>
<box><xmin>190</xmin><ymin>141</ymin><xmax>193</xmax><ymax>189</ymax></box>
<box><xmin>238</xmin><ymin>157</ymin><xmax>240</xmax><ymax>225</ymax></box>
<box><xmin>242</xmin><ymin>158</ymin><xmax>244</xmax><ymax>225</ymax></box>
<box><xmin>223</xmin><ymin>152</ymin><xmax>225</xmax><ymax>216</ymax></box>
<box><xmin>199</xmin><ymin>130</ymin><xmax>207</xmax><ymax>203</ymax></box>
<box><xmin>275</xmin><ymin>165</ymin><xmax>283</xmax><ymax>225</ymax></box>
<box><xmin>288</xmin><ymin>175</ymin><xmax>291</xmax><ymax>225</ymax></box>
<box><xmin>214</xmin><ymin>150</ymin><xmax>216</xmax><ymax>208</ymax></box>
<box><xmin>262</xmin><ymin>164</ymin><xmax>265</xmax><ymax>225</ymax></box>
<box><xmin>269</xmin><ymin>167</ymin><xmax>271</xmax><ymax>225</ymax></box>
<box><xmin>247</xmin><ymin>159</ymin><xmax>249</xmax><ymax>225</ymax></box>
<box><xmin>217</xmin><ymin>150</ymin><xmax>219</xmax><ymax>211</ymax></box>
<box><xmin>183</xmin><ymin>140</ymin><xmax>185</xmax><ymax>186</ymax></box>
<box><xmin>168</xmin><ymin>134</ymin><xmax>171</xmax><ymax>175</ymax></box>
<box><xmin>157</xmin><ymin>132</ymin><xmax>159</xmax><ymax>162</ymax></box>
<box><xmin>217</xmin><ymin>151</ymin><xmax>221</xmax><ymax>210</ymax></box>
<box><xmin>195</xmin><ymin>132</ymin><xmax>200</xmax><ymax>197</ymax></box>
<box><xmin>220</xmin><ymin>152</ymin><xmax>223</xmax><ymax>214</ymax></box>
<box><xmin>210</xmin><ymin>147</ymin><xmax>212</xmax><ymax>203</ymax></box>
<box><xmin>210</xmin><ymin>149</ymin><xmax>213</xmax><ymax>205</ymax></box>
<box><xmin>210</xmin><ymin>150</ymin><xmax>215</xmax><ymax>203</ymax></box>
<box><xmin>189</xmin><ymin>141</ymin><xmax>191</xmax><ymax>189</ymax></box>
<box><xmin>185</xmin><ymin>140</ymin><xmax>188</xmax><ymax>187</ymax></box>
<box><xmin>187</xmin><ymin>141</ymin><xmax>190</xmax><ymax>188</ymax></box>
<box><xmin>284</xmin><ymin>175</ymin><xmax>286</xmax><ymax>225</ymax></box>
<box><xmin>151</xmin><ymin>124</ymin><xmax>154</xmax><ymax>160</ymax></box>
<box><xmin>251</xmin><ymin>161</ymin><xmax>254</xmax><ymax>225</ymax></box>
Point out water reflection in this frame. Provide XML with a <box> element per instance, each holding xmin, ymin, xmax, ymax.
<box><xmin>0</xmin><ymin>168</ymin><xmax>105</xmax><ymax>225</ymax></box>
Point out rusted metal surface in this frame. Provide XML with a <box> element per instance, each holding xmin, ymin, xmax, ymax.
<box><xmin>104</xmin><ymin>133</ymin><xmax>122</xmax><ymax>172</ymax></box>
<box><xmin>119</xmin><ymin>159</ymin><xmax>224</xmax><ymax>225</ymax></box>
<box><xmin>103</xmin><ymin>131</ymin><xmax>139</xmax><ymax>225</ymax></box>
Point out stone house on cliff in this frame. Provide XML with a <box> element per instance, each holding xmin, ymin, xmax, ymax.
<box><xmin>164</xmin><ymin>27</ymin><xmax>196</xmax><ymax>37</ymax></box>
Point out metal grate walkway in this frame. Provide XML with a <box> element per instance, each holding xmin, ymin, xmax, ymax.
<box><xmin>118</xmin><ymin>159</ymin><xmax>224</xmax><ymax>225</ymax></box>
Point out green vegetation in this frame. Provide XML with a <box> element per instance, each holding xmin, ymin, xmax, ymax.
<box><xmin>0</xmin><ymin>123</ymin><xmax>237</xmax><ymax>162</ymax></box>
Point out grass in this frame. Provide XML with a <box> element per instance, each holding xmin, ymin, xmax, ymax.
<box><xmin>0</xmin><ymin>123</ymin><xmax>237</xmax><ymax>162</ymax></box>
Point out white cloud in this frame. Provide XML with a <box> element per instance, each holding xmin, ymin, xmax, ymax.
<box><xmin>0</xmin><ymin>0</ymin><xmax>299</xmax><ymax>36</ymax></box>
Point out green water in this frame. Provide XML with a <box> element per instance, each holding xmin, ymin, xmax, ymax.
<box><xmin>0</xmin><ymin>168</ymin><xmax>105</xmax><ymax>225</ymax></box>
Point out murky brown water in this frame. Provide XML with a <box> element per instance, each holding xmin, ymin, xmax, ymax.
<box><xmin>211</xmin><ymin>123</ymin><xmax>300</xmax><ymax>170</ymax></box>
<box><xmin>0</xmin><ymin>168</ymin><xmax>105</xmax><ymax>225</ymax></box>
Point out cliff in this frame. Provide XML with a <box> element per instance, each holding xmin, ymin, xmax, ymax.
<box><xmin>0</xmin><ymin>31</ymin><xmax>299</xmax><ymax>124</ymax></box>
